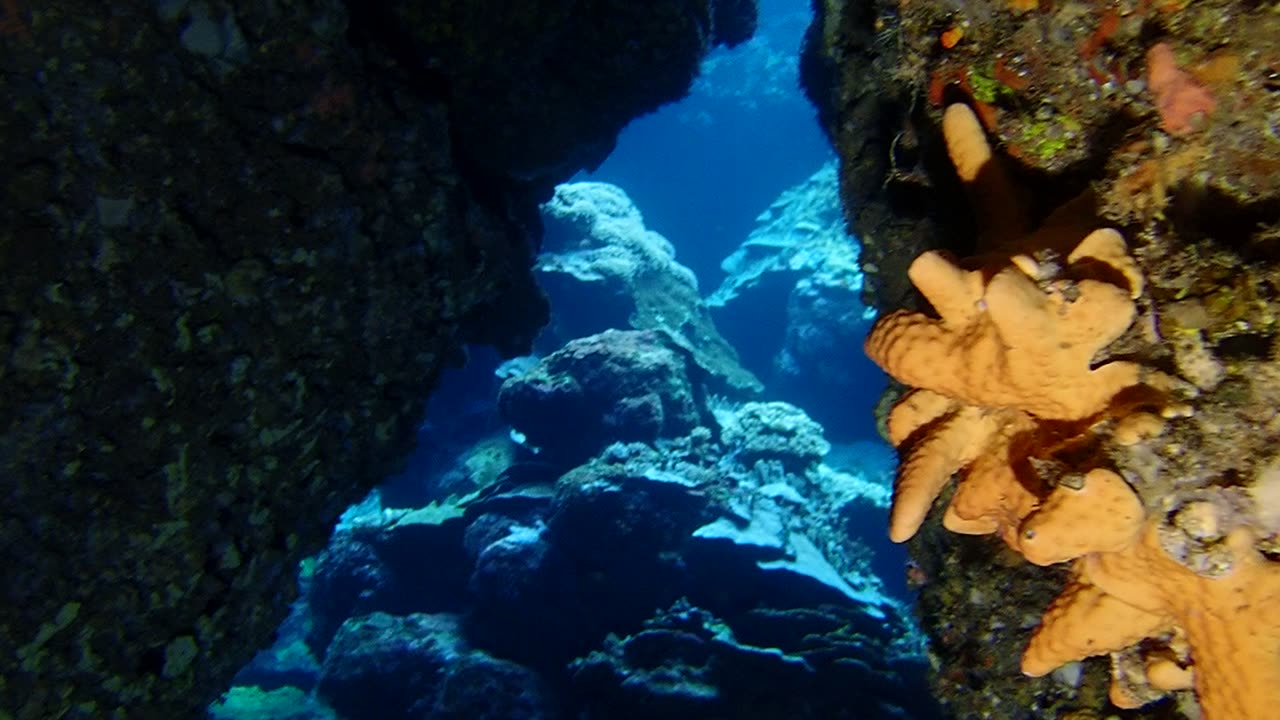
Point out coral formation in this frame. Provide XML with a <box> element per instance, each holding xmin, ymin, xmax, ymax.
<box><xmin>808</xmin><ymin>0</ymin><xmax>1280</xmax><ymax>714</ymax></box>
<box><xmin>1023</xmin><ymin>515</ymin><xmax>1280</xmax><ymax>719</ymax></box>
<box><xmin>867</xmin><ymin>225</ymin><xmax>1162</xmax><ymax>551</ymax></box>
<box><xmin>882</xmin><ymin>388</ymin><xmax>1037</xmax><ymax>543</ymax></box>
<box><xmin>497</xmin><ymin>330</ymin><xmax>708</xmax><ymax>466</ymax></box>
<box><xmin>715</xmin><ymin>400</ymin><xmax>833</xmax><ymax>473</ymax></box>
<box><xmin>708</xmin><ymin>163</ymin><xmax>881</xmax><ymax>440</ymax></box>
<box><xmin>865</xmin><ymin>99</ymin><xmax>1280</xmax><ymax>719</ymax></box>
<box><xmin>866</xmin><ymin>102</ymin><xmax>1172</xmax><ymax>550</ymax></box>
<box><xmin>1015</xmin><ymin>469</ymin><xmax>1145</xmax><ymax>567</ymax></box>
<box><xmin>865</xmin><ymin>235</ymin><xmax>1149</xmax><ymax>421</ymax></box>
<box><xmin>866</xmin><ymin>105</ymin><xmax>1161</xmax><ymax>422</ymax></box>
<box><xmin>538</xmin><ymin>182</ymin><xmax>761</xmax><ymax>395</ymax></box>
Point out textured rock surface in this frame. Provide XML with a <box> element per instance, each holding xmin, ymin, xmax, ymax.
<box><xmin>714</xmin><ymin>400</ymin><xmax>831</xmax><ymax>473</ymax></box>
<box><xmin>498</xmin><ymin>330</ymin><xmax>708</xmax><ymax>466</ymax></box>
<box><xmin>806</xmin><ymin>0</ymin><xmax>1280</xmax><ymax>716</ymax></box>
<box><xmin>363</xmin><ymin>0</ymin><xmax>757</xmax><ymax>184</ymax></box>
<box><xmin>570</xmin><ymin>599</ymin><xmax>933</xmax><ymax>720</ymax></box>
<box><xmin>315</xmin><ymin>611</ymin><xmax>468</xmax><ymax>720</ymax></box>
<box><xmin>803</xmin><ymin>0</ymin><xmax>1280</xmax><ymax>313</ymax></box>
<box><xmin>263</xmin><ymin>404</ymin><xmax>921</xmax><ymax>719</ymax></box>
<box><xmin>0</xmin><ymin>0</ymin><xmax>755</xmax><ymax>717</ymax></box>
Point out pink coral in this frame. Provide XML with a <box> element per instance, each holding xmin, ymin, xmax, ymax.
<box><xmin>1146</xmin><ymin>43</ymin><xmax>1216</xmax><ymax>136</ymax></box>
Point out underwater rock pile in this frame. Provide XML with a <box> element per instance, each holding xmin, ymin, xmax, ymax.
<box><xmin>312</xmin><ymin>611</ymin><xmax>560</xmax><ymax>720</ymax></box>
<box><xmin>221</xmin><ymin>328</ymin><xmax>929</xmax><ymax>719</ymax></box>
<box><xmin>537</xmin><ymin>182</ymin><xmax>761</xmax><ymax>395</ymax></box>
<box><xmin>571</xmin><ymin>599</ymin><xmax>930</xmax><ymax>720</ymax></box>
<box><xmin>497</xmin><ymin>330</ymin><xmax>710</xmax><ymax>465</ymax></box>
<box><xmin>715</xmin><ymin>400</ymin><xmax>832</xmax><ymax>473</ymax></box>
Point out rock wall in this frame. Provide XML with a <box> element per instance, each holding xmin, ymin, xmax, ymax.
<box><xmin>0</xmin><ymin>0</ymin><xmax>757</xmax><ymax>717</ymax></box>
<box><xmin>804</xmin><ymin>0</ymin><xmax>1280</xmax><ymax>717</ymax></box>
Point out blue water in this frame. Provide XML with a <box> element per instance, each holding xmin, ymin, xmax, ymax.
<box><xmin>214</xmin><ymin>3</ymin><xmax>930</xmax><ymax>718</ymax></box>
<box><xmin>581</xmin><ymin>0</ymin><xmax>902</xmax><ymax>556</ymax></box>
<box><xmin>582</xmin><ymin>1</ymin><xmax>834</xmax><ymax>288</ymax></box>
<box><xmin>382</xmin><ymin>0</ymin><xmax>906</xmax><ymax>593</ymax></box>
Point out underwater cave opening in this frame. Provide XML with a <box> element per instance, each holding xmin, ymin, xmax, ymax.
<box><xmin>212</xmin><ymin>3</ymin><xmax>928</xmax><ymax>719</ymax></box>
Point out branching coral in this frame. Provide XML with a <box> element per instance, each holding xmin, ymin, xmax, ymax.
<box><xmin>1022</xmin><ymin>511</ymin><xmax>1280</xmax><ymax>719</ymax></box>
<box><xmin>884</xmin><ymin>388</ymin><xmax>1038</xmax><ymax>542</ymax></box>
<box><xmin>865</xmin><ymin>237</ymin><xmax>1150</xmax><ymax>422</ymax></box>
<box><xmin>866</xmin><ymin>104</ymin><xmax>1159</xmax><ymax>423</ymax></box>
<box><xmin>1016</xmin><ymin>468</ymin><xmax>1145</xmax><ymax>566</ymax></box>
<box><xmin>866</xmin><ymin>104</ymin><xmax>1167</xmax><ymax>551</ymax></box>
<box><xmin>862</xmin><ymin>101</ymin><xmax>1280</xmax><ymax>720</ymax></box>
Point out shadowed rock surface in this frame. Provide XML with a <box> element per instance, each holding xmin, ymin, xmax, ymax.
<box><xmin>0</xmin><ymin>0</ymin><xmax>756</xmax><ymax>716</ymax></box>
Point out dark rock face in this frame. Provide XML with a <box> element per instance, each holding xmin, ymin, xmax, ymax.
<box><xmin>306</xmin><ymin>535</ymin><xmax>396</xmax><ymax>661</ymax></box>
<box><xmin>0</xmin><ymin>1</ymin><xmax>753</xmax><ymax>717</ymax></box>
<box><xmin>570</xmin><ymin>600</ymin><xmax>934</xmax><ymax>720</ymax></box>
<box><xmin>316</xmin><ymin>612</ymin><xmax>468</xmax><ymax>720</ymax></box>
<box><xmin>549</xmin><ymin>461</ymin><xmax>711</xmax><ymax>570</ymax></box>
<box><xmin>800</xmin><ymin>0</ymin><xmax>939</xmax><ymax>314</ymax></box>
<box><xmin>303</xmin><ymin>514</ymin><xmax>472</xmax><ymax>662</ymax></box>
<box><xmin>466</xmin><ymin>523</ymin><xmax>594</xmax><ymax>665</ymax></box>
<box><xmin>358</xmin><ymin>0</ymin><xmax>758</xmax><ymax>184</ymax></box>
<box><xmin>428</xmin><ymin>652</ymin><xmax>560</xmax><ymax>720</ymax></box>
